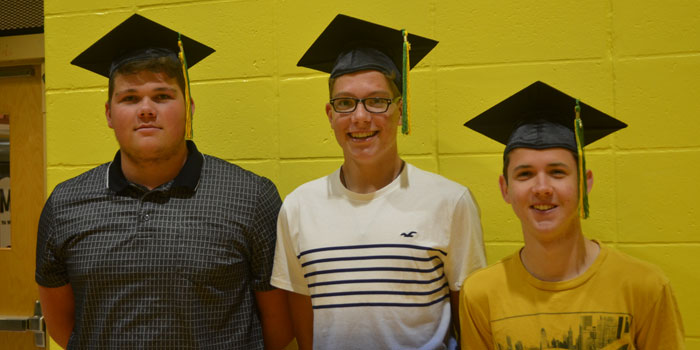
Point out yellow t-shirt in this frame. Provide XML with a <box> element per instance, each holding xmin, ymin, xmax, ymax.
<box><xmin>460</xmin><ymin>243</ymin><xmax>685</xmax><ymax>349</ymax></box>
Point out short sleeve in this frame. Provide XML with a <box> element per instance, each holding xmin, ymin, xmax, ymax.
<box><xmin>459</xmin><ymin>276</ymin><xmax>494</xmax><ymax>350</ymax></box>
<box><xmin>35</xmin><ymin>195</ymin><xmax>69</xmax><ymax>287</ymax></box>
<box><xmin>635</xmin><ymin>281</ymin><xmax>685</xmax><ymax>349</ymax></box>
<box><xmin>270</xmin><ymin>198</ymin><xmax>311</xmax><ymax>295</ymax></box>
<box><xmin>445</xmin><ymin>188</ymin><xmax>487</xmax><ymax>291</ymax></box>
<box><xmin>247</xmin><ymin>177</ymin><xmax>282</xmax><ymax>291</ymax></box>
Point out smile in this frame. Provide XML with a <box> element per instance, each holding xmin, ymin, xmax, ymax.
<box><xmin>348</xmin><ymin>131</ymin><xmax>378</xmax><ymax>140</ymax></box>
<box><xmin>532</xmin><ymin>204</ymin><xmax>556</xmax><ymax>211</ymax></box>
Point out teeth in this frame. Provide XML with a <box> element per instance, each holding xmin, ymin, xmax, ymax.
<box><xmin>533</xmin><ymin>204</ymin><xmax>555</xmax><ymax>211</ymax></box>
<box><xmin>350</xmin><ymin>131</ymin><xmax>377</xmax><ymax>139</ymax></box>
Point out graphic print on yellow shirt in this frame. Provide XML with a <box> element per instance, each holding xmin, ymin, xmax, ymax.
<box><xmin>492</xmin><ymin>311</ymin><xmax>632</xmax><ymax>350</ymax></box>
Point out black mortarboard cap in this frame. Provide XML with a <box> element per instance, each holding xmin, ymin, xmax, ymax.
<box><xmin>296</xmin><ymin>14</ymin><xmax>438</xmax><ymax>93</ymax></box>
<box><xmin>464</xmin><ymin>81</ymin><xmax>627</xmax><ymax>155</ymax></box>
<box><xmin>71</xmin><ymin>14</ymin><xmax>214</xmax><ymax>78</ymax></box>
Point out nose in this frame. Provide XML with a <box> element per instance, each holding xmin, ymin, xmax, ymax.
<box><xmin>532</xmin><ymin>174</ymin><xmax>553</xmax><ymax>197</ymax></box>
<box><xmin>138</xmin><ymin>98</ymin><xmax>156</xmax><ymax>120</ymax></box>
<box><xmin>350</xmin><ymin>102</ymin><xmax>372</xmax><ymax>124</ymax></box>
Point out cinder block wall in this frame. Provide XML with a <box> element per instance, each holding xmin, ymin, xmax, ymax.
<box><xmin>45</xmin><ymin>0</ymin><xmax>700</xmax><ymax>348</ymax></box>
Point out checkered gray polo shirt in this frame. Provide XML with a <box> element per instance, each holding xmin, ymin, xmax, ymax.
<box><xmin>35</xmin><ymin>141</ymin><xmax>281</xmax><ymax>349</ymax></box>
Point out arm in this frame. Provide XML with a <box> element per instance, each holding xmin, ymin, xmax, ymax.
<box><xmin>450</xmin><ymin>291</ymin><xmax>460</xmax><ymax>340</ymax></box>
<box><xmin>287</xmin><ymin>291</ymin><xmax>313</xmax><ymax>350</ymax></box>
<box><xmin>636</xmin><ymin>282</ymin><xmax>685</xmax><ymax>349</ymax></box>
<box><xmin>459</xmin><ymin>283</ymin><xmax>493</xmax><ymax>350</ymax></box>
<box><xmin>38</xmin><ymin>284</ymin><xmax>75</xmax><ymax>349</ymax></box>
<box><xmin>255</xmin><ymin>288</ymin><xmax>294</xmax><ymax>350</ymax></box>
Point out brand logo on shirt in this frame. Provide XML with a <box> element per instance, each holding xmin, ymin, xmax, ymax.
<box><xmin>400</xmin><ymin>231</ymin><xmax>417</xmax><ymax>238</ymax></box>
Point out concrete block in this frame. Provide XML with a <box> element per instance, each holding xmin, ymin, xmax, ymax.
<box><xmin>140</xmin><ymin>1</ymin><xmax>275</xmax><ymax>79</ymax></box>
<box><xmin>46</xmin><ymin>90</ymin><xmax>118</xmax><ymax>166</ymax></box>
<box><xmin>615</xmin><ymin>55</ymin><xmax>700</xmax><ymax>149</ymax></box>
<box><xmin>434</xmin><ymin>0</ymin><xmax>610</xmax><ymax>66</ymax></box>
<box><xmin>613</xmin><ymin>0</ymin><xmax>700</xmax><ymax>57</ymax></box>
<box><xmin>439</xmin><ymin>154</ymin><xmax>522</xmax><ymax>242</ymax></box>
<box><xmin>278</xmin><ymin>76</ymin><xmax>340</xmax><ymax>159</ymax></box>
<box><xmin>193</xmin><ymin>79</ymin><xmax>277</xmax><ymax>160</ymax></box>
<box><xmin>617</xmin><ymin>151</ymin><xmax>700</xmax><ymax>242</ymax></box>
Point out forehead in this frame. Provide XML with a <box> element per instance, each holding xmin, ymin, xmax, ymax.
<box><xmin>113</xmin><ymin>70</ymin><xmax>180</xmax><ymax>90</ymax></box>
<box><xmin>331</xmin><ymin>69</ymin><xmax>392</xmax><ymax>95</ymax></box>
<box><xmin>507</xmin><ymin>147</ymin><xmax>577</xmax><ymax>168</ymax></box>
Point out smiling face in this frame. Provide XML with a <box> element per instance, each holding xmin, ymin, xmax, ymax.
<box><xmin>105</xmin><ymin>70</ymin><xmax>187</xmax><ymax>163</ymax></box>
<box><xmin>325</xmin><ymin>70</ymin><xmax>402</xmax><ymax>165</ymax></box>
<box><xmin>499</xmin><ymin>147</ymin><xmax>593</xmax><ymax>242</ymax></box>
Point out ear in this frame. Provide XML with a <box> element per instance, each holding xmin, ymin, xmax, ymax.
<box><xmin>325</xmin><ymin>103</ymin><xmax>334</xmax><ymax>124</ymax></box>
<box><xmin>190</xmin><ymin>97</ymin><xmax>195</xmax><ymax>116</ymax></box>
<box><xmin>105</xmin><ymin>101</ymin><xmax>114</xmax><ymax>129</ymax></box>
<box><xmin>499</xmin><ymin>175</ymin><xmax>511</xmax><ymax>204</ymax></box>
<box><xmin>586</xmin><ymin>169</ymin><xmax>593</xmax><ymax>194</ymax></box>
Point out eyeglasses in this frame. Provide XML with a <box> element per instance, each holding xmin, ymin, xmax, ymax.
<box><xmin>329</xmin><ymin>97</ymin><xmax>400</xmax><ymax>113</ymax></box>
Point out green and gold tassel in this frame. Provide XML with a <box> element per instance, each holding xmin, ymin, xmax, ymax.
<box><xmin>574</xmin><ymin>99</ymin><xmax>589</xmax><ymax>219</ymax></box>
<box><xmin>178</xmin><ymin>33</ymin><xmax>193</xmax><ymax>140</ymax></box>
<box><xmin>401</xmin><ymin>29</ymin><xmax>411</xmax><ymax>135</ymax></box>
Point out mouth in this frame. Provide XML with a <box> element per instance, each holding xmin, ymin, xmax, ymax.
<box><xmin>531</xmin><ymin>204</ymin><xmax>556</xmax><ymax>212</ymax></box>
<box><xmin>348</xmin><ymin>131</ymin><xmax>378</xmax><ymax>140</ymax></box>
<box><xmin>136</xmin><ymin>125</ymin><xmax>160</xmax><ymax>131</ymax></box>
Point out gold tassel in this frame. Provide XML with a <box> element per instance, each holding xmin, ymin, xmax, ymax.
<box><xmin>574</xmin><ymin>100</ymin><xmax>589</xmax><ymax>218</ymax></box>
<box><xmin>178</xmin><ymin>33</ymin><xmax>193</xmax><ymax>140</ymax></box>
<box><xmin>401</xmin><ymin>29</ymin><xmax>411</xmax><ymax>135</ymax></box>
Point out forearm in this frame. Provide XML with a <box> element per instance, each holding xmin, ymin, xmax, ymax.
<box><xmin>255</xmin><ymin>288</ymin><xmax>294</xmax><ymax>350</ymax></box>
<box><xmin>38</xmin><ymin>284</ymin><xmax>75</xmax><ymax>348</ymax></box>
<box><xmin>287</xmin><ymin>291</ymin><xmax>313</xmax><ymax>350</ymax></box>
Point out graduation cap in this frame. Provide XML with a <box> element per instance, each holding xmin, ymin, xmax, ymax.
<box><xmin>71</xmin><ymin>14</ymin><xmax>215</xmax><ymax>140</ymax></box>
<box><xmin>297</xmin><ymin>14</ymin><xmax>438</xmax><ymax>135</ymax></box>
<box><xmin>464</xmin><ymin>81</ymin><xmax>627</xmax><ymax>218</ymax></box>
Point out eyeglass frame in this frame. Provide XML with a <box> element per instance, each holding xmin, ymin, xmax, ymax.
<box><xmin>328</xmin><ymin>96</ymin><xmax>402</xmax><ymax>114</ymax></box>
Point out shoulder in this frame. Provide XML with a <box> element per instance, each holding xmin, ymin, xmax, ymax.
<box><xmin>47</xmin><ymin>163</ymin><xmax>110</xmax><ymax>202</ymax></box>
<box><xmin>603</xmin><ymin>247</ymin><xmax>670</xmax><ymax>289</ymax></box>
<box><xmin>283</xmin><ymin>172</ymin><xmax>333</xmax><ymax>204</ymax></box>
<box><xmin>406</xmin><ymin>164</ymin><xmax>474</xmax><ymax>201</ymax></box>
<box><xmin>200</xmin><ymin>154</ymin><xmax>277</xmax><ymax>190</ymax></box>
<box><xmin>462</xmin><ymin>253</ymin><xmax>516</xmax><ymax>296</ymax></box>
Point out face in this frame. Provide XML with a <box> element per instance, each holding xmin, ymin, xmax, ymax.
<box><xmin>499</xmin><ymin>148</ymin><xmax>593</xmax><ymax>242</ymax></box>
<box><xmin>325</xmin><ymin>70</ymin><xmax>402</xmax><ymax>165</ymax></box>
<box><xmin>105</xmin><ymin>70</ymin><xmax>188</xmax><ymax>163</ymax></box>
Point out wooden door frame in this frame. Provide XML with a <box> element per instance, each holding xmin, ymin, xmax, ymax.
<box><xmin>0</xmin><ymin>33</ymin><xmax>47</xmax><ymax>349</ymax></box>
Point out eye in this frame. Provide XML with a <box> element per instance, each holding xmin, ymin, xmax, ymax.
<box><xmin>154</xmin><ymin>93</ymin><xmax>174</xmax><ymax>101</ymax></box>
<box><xmin>334</xmin><ymin>98</ymin><xmax>356</xmax><ymax>111</ymax></box>
<box><xmin>550</xmin><ymin>168</ymin><xmax>569</xmax><ymax>178</ymax></box>
<box><xmin>119</xmin><ymin>95</ymin><xmax>137</xmax><ymax>103</ymax></box>
<box><xmin>364</xmin><ymin>98</ymin><xmax>386</xmax><ymax>108</ymax></box>
<box><xmin>514</xmin><ymin>170</ymin><xmax>533</xmax><ymax>180</ymax></box>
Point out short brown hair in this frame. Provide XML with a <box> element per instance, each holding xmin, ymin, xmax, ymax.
<box><xmin>328</xmin><ymin>70</ymin><xmax>400</xmax><ymax>99</ymax></box>
<box><xmin>107</xmin><ymin>55</ymin><xmax>186</xmax><ymax>103</ymax></box>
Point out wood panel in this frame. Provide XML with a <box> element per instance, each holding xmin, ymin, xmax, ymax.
<box><xmin>0</xmin><ymin>65</ymin><xmax>46</xmax><ymax>349</ymax></box>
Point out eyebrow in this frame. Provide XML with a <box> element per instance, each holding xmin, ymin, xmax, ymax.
<box><xmin>332</xmin><ymin>90</ymin><xmax>392</xmax><ymax>98</ymax></box>
<box><xmin>512</xmin><ymin>162</ymin><xmax>571</xmax><ymax>172</ymax></box>
<box><xmin>114</xmin><ymin>86</ymin><xmax>177</xmax><ymax>96</ymax></box>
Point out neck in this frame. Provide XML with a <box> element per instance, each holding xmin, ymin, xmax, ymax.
<box><xmin>120</xmin><ymin>143</ymin><xmax>189</xmax><ymax>191</ymax></box>
<box><xmin>341</xmin><ymin>155</ymin><xmax>404</xmax><ymax>194</ymax></box>
<box><xmin>520</xmin><ymin>227</ymin><xmax>599</xmax><ymax>282</ymax></box>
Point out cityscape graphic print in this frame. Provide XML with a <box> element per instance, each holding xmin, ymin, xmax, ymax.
<box><xmin>492</xmin><ymin>312</ymin><xmax>632</xmax><ymax>350</ymax></box>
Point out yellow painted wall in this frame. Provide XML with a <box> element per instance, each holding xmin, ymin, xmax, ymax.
<box><xmin>44</xmin><ymin>0</ymin><xmax>700</xmax><ymax>348</ymax></box>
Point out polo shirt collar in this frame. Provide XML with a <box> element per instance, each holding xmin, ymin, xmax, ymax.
<box><xmin>107</xmin><ymin>140</ymin><xmax>203</xmax><ymax>192</ymax></box>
